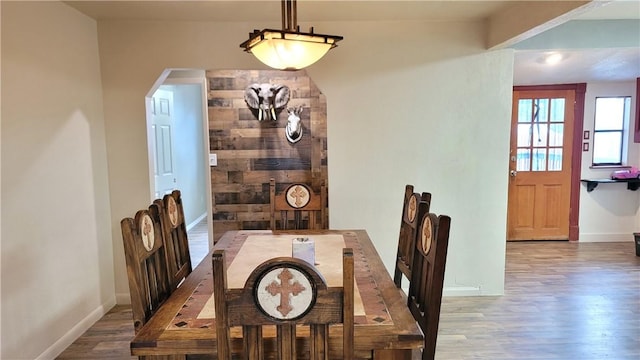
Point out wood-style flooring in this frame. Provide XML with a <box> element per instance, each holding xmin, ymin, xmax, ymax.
<box><xmin>56</xmin><ymin>240</ymin><xmax>640</xmax><ymax>360</ymax></box>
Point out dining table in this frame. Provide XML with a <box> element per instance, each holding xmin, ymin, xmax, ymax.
<box><xmin>130</xmin><ymin>229</ymin><xmax>424</xmax><ymax>359</ymax></box>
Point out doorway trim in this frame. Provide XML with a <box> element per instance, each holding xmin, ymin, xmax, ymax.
<box><xmin>513</xmin><ymin>83</ymin><xmax>586</xmax><ymax>241</ymax></box>
<box><xmin>145</xmin><ymin>68</ymin><xmax>214</xmax><ymax>251</ymax></box>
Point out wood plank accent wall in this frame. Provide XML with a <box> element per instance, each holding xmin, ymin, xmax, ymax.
<box><xmin>206</xmin><ymin>70</ymin><xmax>329</xmax><ymax>243</ymax></box>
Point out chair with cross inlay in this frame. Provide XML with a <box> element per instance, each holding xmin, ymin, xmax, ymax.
<box><xmin>394</xmin><ymin>184</ymin><xmax>432</xmax><ymax>289</ymax></box>
<box><xmin>154</xmin><ymin>190</ymin><xmax>193</xmax><ymax>290</ymax></box>
<box><xmin>269</xmin><ymin>178</ymin><xmax>328</xmax><ymax>230</ymax></box>
<box><xmin>120</xmin><ymin>203</ymin><xmax>173</xmax><ymax>335</ymax></box>
<box><xmin>212</xmin><ymin>248</ymin><xmax>354</xmax><ymax>360</ymax></box>
<box><xmin>407</xmin><ymin>210</ymin><xmax>451</xmax><ymax>360</ymax></box>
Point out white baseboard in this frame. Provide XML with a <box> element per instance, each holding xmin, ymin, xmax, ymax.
<box><xmin>442</xmin><ymin>286</ymin><xmax>482</xmax><ymax>297</ymax></box>
<box><xmin>578</xmin><ymin>233</ymin><xmax>636</xmax><ymax>242</ymax></box>
<box><xmin>186</xmin><ymin>212</ymin><xmax>207</xmax><ymax>231</ymax></box>
<box><xmin>36</xmin><ymin>297</ymin><xmax>117</xmax><ymax>360</ymax></box>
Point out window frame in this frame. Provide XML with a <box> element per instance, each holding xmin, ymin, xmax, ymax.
<box><xmin>591</xmin><ymin>96</ymin><xmax>630</xmax><ymax>167</ymax></box>
<box><xmin>635</xmin><ymin>78</ymin><xmax>640</xmax><ymax>143</ymax></box>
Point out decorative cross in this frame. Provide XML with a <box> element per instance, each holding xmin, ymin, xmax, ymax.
<box><xmin>421</xmin><ymin>218</ymin><xmax>432</xmax><ymax>254</ymax></box>
<box><xmin>408</xmin><ymin>196</ymin><xmax>417</xmax><ymax>222</ymax></box>
<box><xmin>141</xmin><ymin>216</ymin><xmax>153</xmax><ymax>250</ymax></box>
<box><xmin>288</xmin><ymin>185</ymin><xmax>308</xmax><ymax>208</ymax></box>
<box><xmin>142</xmin><ymin>217</ymin><xmax>152</xmax><ymax>237</ymax></box>
<box><xmin>168</xmin><ymin>198</ymin><xmax>178</xmax><ymax>226</ymax></box>
<box><xmin>265</xmin><ymin>268</ymin><xmax>306</xmax><ymax>317</ymax></box>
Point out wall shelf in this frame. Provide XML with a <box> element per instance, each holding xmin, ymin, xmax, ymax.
<box><xmin>580</xmin><ymin>178</ymin><xmax>640</xmax><ymax>192</ymax></box>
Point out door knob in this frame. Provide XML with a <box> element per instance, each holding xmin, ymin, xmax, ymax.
<box><xmin>510</xmin><ymin>170</ymin><xmax>517</xmax><ymax>177</ymax></box>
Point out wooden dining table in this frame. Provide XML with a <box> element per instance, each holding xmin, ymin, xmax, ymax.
<box><xmin>130</xmin><ymin>229</ymin><xmax>423</xmax><ymax>359</ymax></box>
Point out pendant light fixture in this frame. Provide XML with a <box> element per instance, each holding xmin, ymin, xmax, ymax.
<box><xmin>240</xmin><ymin>0</ymin><xmax>343</xmax><ymax>70</ymax></box>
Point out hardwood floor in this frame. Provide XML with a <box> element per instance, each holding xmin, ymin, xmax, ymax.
<box><xmin>437</xmin><ymin>241</ymin><xmax>639</xmax><ymax>360</ymax></box>
<box><xmin>57</xmin><ymin>241</ymin><xmax>640</xmax><ymax>359</ymax></box>
<box><xmin>187</xmin><ymin>217</ymin><xmax>210</xmax><ymax>267</ymax></box>
<box><xmin>56</xmin><ymin>305</ymin><xmax>137</xmax><ymax>360</ymax></box>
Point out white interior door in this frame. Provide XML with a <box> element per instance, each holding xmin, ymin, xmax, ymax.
<box><xmin>151</xmin><ymin>88</ymin><xmax>177</xmax><ymax>199</ymax></box>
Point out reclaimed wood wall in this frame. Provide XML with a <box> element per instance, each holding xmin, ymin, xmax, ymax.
<box><xmin>206</xmin><ymin>70</ymin><xmax>328</xmax><ymax>243</ymax></box>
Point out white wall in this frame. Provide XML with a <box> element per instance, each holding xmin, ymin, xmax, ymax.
<box><xmin>95</xmin><ymin>18</ymin><xmax>512</xmax><ymax>300</ymax></box>
<box><xmin>310</xmin><ymin>21</ymin><xmax>513</xmax><ymax>296</ymax></box>
<box><xmin>580</xmin><ymin>81</ymin><xmax>640</xmax><ymax>242</ymax></box>
<box><xmin>1</xmin><ymin>2</ymin><xmax>114</xmax><ymax>359</ymax></box>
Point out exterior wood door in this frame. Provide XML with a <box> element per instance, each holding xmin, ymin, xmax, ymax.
<box><xmin>151</xmin><ymin>89</ymin><xmax>177</xmax><ymax>199</ymax></box>
<box><xmin>507</xmin><ymin>89</ymin><xmax>575</xmax><ymax>241</ymax></box>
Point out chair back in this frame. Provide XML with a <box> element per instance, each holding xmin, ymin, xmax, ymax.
<box><xmin>120</xmin><ymin>203</ymin><xmax>172</xmax><ymax>333</ymax></box>
<box><xmin>213</xmin><ymin>248</ymin><xmax>354</xmax><ymax>360</ymax></box>
<box><xmin>269</xmin><ymin>178</ymin><xmax>327</xmax><ymax>230</ymax></box>
<box><xmin>155</xmin><ymin>190</ymin><xmax>193</xmax><ymax>289</ymax></box>
<box><xmin>394</xmin><ymin>184</ymin><xmax>431</xmax><ymax>288</ymax></box>
<box><xmin>407</xmin><ymin>211</ymin><xmax>451</xmax><ymax>360</ymax></box>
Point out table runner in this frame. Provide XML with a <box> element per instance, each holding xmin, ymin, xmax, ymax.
<box><xmin>198</xmin><ymin>234</ymin><xmax>365</xmax><ymax>318</ymax></box>
<box><xmin>169</xmin><ymin>231</ymin><xmax>391</xmax><ymax>329</ymax></box>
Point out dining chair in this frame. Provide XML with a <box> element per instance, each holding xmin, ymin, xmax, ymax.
<box><xmin>394</xmin><ymin>184</ymin><xmax>432</xmax><ymax>289</ymax></box>
<box><xmin>120</xmin><ymin>203</ymin><xmax>172</xmax><ymax>334</ymax></box>
<box><xmin>154</xmin><ymin>190</ymin><xmax>193</xmax><ymax>290</ymax></box>
<box><xmin>269</xmin><ymin>178</ymin><xmax>328</xmax><ymax>230</ymax></box>
<box><xmin>407</xmin><ymin>211</ymin><xmax>451</xmax><ymax>360</ymax></box>
<box><xmin>212</xmin><ymin>248</ymin><xmax>354</xmax><ymax>360</ymax></box>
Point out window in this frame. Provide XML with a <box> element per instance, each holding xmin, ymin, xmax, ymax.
<box><xmin>516</xmin><ymin>97</ymin><xmax>566</xmax><ymax>172</ymax></box>
<box><xmin>592</xmin><ymin>96</ymin><xmax>630</xmax><ymax>166</ymax></box>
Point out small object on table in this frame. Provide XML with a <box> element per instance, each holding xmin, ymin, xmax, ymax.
<box><xmin>292</xmin><ymin>237</ymin><xmax>315</xmax><ymax>265</ymax></box>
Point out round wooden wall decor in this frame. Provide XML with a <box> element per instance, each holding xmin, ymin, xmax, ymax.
<box><xmin>255</xmin><ymin>266</ymin><xmax>315</xmax><ymax>320</ymax></box>
<box><xmin>140</xmin><ymin>214</ymin><xmax>155</xmax><ymax>251</ymax></box>
<box><xmin>285</xmin><ymin>184</ymin><xmax>311</xmax><ymax>208</ymax></box>
<box><xmin>407</xmin><ymin>195</ymin><xmax>418</xmax><ymax>223</ymax></box>
<box><xmin>420</xmin><ymin>215</ymin><xmax>433</xmax><ymax>254</ymax></box>
<box><xmin>166</xmin><ymin>196</ymin><xmax>179</xmax><ymax>228</ymax></box>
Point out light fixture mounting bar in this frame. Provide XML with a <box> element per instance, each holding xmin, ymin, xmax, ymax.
<box><xmin>282</xmin><ymin>0</ymin><xmax>297</xmax><ymax>31</ymax></box>
<box><xmin>280</xmin><ymin>0</ymin><xmax>298</xmax><ymax>31</ymax></box>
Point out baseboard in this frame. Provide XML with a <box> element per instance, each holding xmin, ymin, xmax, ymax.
<box><xmin>36</xmin><ymin>297</ymin><xmax>117</xmax><ymax>360</ymax></box>
<box><xmin>187</xmin><ymin>212</ymin><xmax>207</xmax><ymax>231</ymax></box>
<box><xmin>442</xmin><ymin>286</ymin><xmax>482</xmax><ymax>297</ymax></box>
<box><xmin>116</xmin><ymin>292</ymin><xmax>131</xmax><ymax>305</ymax></box>
<box><xmin>578</xmin><ymin>233</ymin><xmax>635</xmax><ymax>242</ymax></box>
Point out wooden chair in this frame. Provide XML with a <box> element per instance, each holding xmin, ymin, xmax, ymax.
<box><xmin>120</xmin><ymin>203</ymin><xmax>172</xmax><ymax>334</ymax></box>
<box><xmin>407</xmin><ymin>211</ymin><xmax>451</xmax><ymax>360</ymax></box>
<box><xmin>213</xmin><ymin>248</ymin><xmax>354</xmax><ymax>360</ymax></box>
<box><xmin>154</xmin><ymin>190</ymin><xmax>192</xmax><ymax>290</ymax></box>
<box><xmin>394</xmin><ymin>185</ymin><xmax>432</xmax><ymax>289</ymax></box>
<box><xmin>270</xmin><ymin>178</ymin><xmax>328</xmax><ymax>230</ymax></box>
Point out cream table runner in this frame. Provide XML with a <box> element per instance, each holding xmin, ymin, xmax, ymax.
<box><xmin>198</xmin><ymin>234</ymin><xmax>365</xmax><ymax>318</ymax></box>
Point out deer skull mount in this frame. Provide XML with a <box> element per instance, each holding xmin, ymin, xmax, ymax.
<box><xmin>244</xmin><ymin>83</ymin><xmax>290</xmax><ymax>121</ymax></box>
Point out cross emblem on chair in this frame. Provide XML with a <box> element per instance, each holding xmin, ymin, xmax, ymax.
<box><xmin>288</xmin><ymin>185</ymin><xmax>308</xmax><ymax>208</ymax></box>
<box><xmin>421</xmin><ymin>217</ymin><xmax>433</xmax><ymax>254</ymax></box>
<box><xmin>140</xmin><ymin>215</ymin><xmax>154</xmax><ymax>251</ymax></box>
<box><xmin>167</xmin><ymin>198</ymin><xmax>178</xmax><ymax>226</ymax></box>
<box><xmin>265</xmin><ymin>268</ymin><xmax>306</xmax><ymax>317</ymax></box>
<box><xmin>407</xmin><ymin>196</ymin><xmax>417</xmax><ymax>222</ymax></box>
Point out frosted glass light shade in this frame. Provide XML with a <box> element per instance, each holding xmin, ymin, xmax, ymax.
<box><xmin>241</xmin><ymin>29</ymin><xmax>342</xmax><ymax>70</ymax></box>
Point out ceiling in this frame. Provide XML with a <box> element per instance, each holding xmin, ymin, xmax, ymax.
<box><xmin>64</xmin><ymin>1</ymin><xmax>516</xmax><ymax>22</ymax></box>
<box><xmin>513</xmin><ymin>0</ymin><xmax>639</xmax><ymax>85</ymax></box>
<box><xmin>65</xmin><ymin>0</ymin><xmax>640</xmax><ymax>85</ymax></box>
